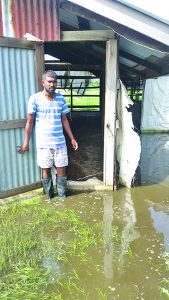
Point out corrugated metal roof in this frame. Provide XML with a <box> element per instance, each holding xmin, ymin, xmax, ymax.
<box><xmin>117</xmin><ymin>0</ymin><xmax>169</xmax><ymax>26</ymax></box>
<box><xmin>58</xmin><ymin>0</ymin><xmax>169</xmax><ymax>80</ymax></box>
<box><xmin>119</xmin><ymin>38</ymin><xmax>165</xmax><ymax>59</ymax></box>
<box><xmin>1</xmin><ymin>0</ymin><xmax>60</xmax><ymax>41</ymax></box>
<box><xmin>67</xmin><ymin>0</ymin><xmax>169</xmax><ymax>47</ymax></box>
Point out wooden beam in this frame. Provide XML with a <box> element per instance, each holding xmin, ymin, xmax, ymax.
<box><xmin>0</xmin><ymin>119</ymin><xmax>26</xmax><ymax>130</ymax></box>
<box><xmin>120</xmin><ymin>63</ymin><xmax>146</xmax><ymax>78</ymax></box>
<box><xmin>62</xmin><ymin>1</ymin><xmax>169</xmax><ymax>46</ymax></box>
<box><xmin>45</xmin><ymin>63</ymin><xmax>102</xmax><ymax>71</ymax></box>
<box><xmin>0</xmin><ymin>37</ymin><xmax>42</xmax><ymax>49</ymax></box>
<box><xmin>0</xmin><ymin>182</ymin><xmax>42</xmax><ymax>199</ymax></box>
<box><xmin>104</xmin><ymin>39</ymin><xmax>117</xmax><ymax>187</ymax></box>
<box><xmin>57</xmin><ymin>76</ymin><xmax>97</xmax><ymax>79</ymax></box>
<box><xmin>61</xmin><ymin>1</ymin><xmax>169</xmax><ymax>53</ymax></box>
<box><xmin>35</xmin><ymin>43</ymin><xmax>44</xmax><ymax>90</ymax></box>
<box><xmin>119</xmin><ymin>49</ymin><xmax>162</xmax><ymax>74</ymax></box>
<box><xmin>60</xmin><ymin>30</ymin><xmax>115</xmax><ymax>41</ymax></box>
<box><xmin>45</xmin><ymin>43</ymin><xmax>104</xmax><ymax>65</ymax></box>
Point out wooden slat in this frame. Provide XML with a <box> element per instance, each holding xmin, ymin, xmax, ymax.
<box><xmin>0</xmin><ymin>37</ymin><xmax>42</xmax><ymax>49</ymax></box>
<box><xmin>69</xmin><ymin>105</ymin><xmax>99</xmax><ymax>108</ymax></box>
<box><xmin>119</xmin><ymin>49</ymin><xmax>162</xmax><ymax>74</ymax></box>
<box><xmin>45</xmin><ymin>63</ymin><xmax>102</xmax><ymax>71</ymax></box>
<box><xmin>0</xmin><ymin>182</ymin><xmax>42</xmax><ymax>199</ymax></box>
<box><xmin>57</xmin><ymin>76</ymin><xmax>97</xmax><ymax>79</ymax></box>
<box><xmin>61</xmin><ymin>86</ymin><xmax>100</xmax><ymax>90</ymax></box>
<box><xmin>64</xmin><ymin>95</ymin><xmax>100</xmax><ymax>97</ymax></box>
<box><xmin>61</xmin><ymin>1</ymin><xmax>169</xmax><ymax>53</ymax></box>
<box><xmin>104</xmin><ymin>39</ymin><xmax>117</xmax><ymax>186</ymax></box>
<box><xmin>35</xmin><ymin>43</ymin><xmax>44</xmax><ymax>90</ymax></box>
<box><xmin>0</xmin><ymin>119</ymin><xmax>26</xmax><ymax>130</ymax></box>
<box><xmin>61</xmin><ymin>30</ymin><xmax>115</xmax><ymax>41</ymax></box>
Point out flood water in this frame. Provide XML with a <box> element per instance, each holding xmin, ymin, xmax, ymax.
<box><xmin>0</xmin><ymin>133</ymin><xmax>169</xmax><ymax>299</ymax></box>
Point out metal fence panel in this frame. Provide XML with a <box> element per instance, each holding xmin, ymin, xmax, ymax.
<box><xmin>0</xmin><ymin>45</ymin><xmax>41</xmax><ymax>196</ymax></box>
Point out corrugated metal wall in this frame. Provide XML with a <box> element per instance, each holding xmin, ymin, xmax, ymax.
<box><xmin>0</xmin><ymin>45</ymin><xmax>40</xmax><ymax>193</ymax></box>
<box><xmin>0</xmin><ymin>0</ymin><xmax>3</xmax><ymax>36</ymax></box>
<box><xmin>1</xmin><ymin>0</ymin><xmax>60</xmax><ymax>41</ymax></box>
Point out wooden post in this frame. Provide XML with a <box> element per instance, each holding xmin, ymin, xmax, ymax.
<box><xmin>104</xmin><ymin>39</ymin><xmax>117</xmax><ymax>186</ymax></box>
<box><xmin>35</xmin><ymin>43</ymin><xmax>44</xmax><ymax>91</ymax></box>
<box><xmin>70</xmin><ymin>82</ymin><xmax>73</xmax><ymax>111</ymax></box>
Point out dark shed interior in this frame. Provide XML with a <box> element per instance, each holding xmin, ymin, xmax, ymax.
<box><xmin>44</xmin><ymin>0</ymin><xmax>169</xmax><ymax>182</ymax></box>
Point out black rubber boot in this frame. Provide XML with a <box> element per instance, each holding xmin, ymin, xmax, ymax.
<box><xmin>57</xmin><ymin>176</ymin><xmax>67</xmax><ymax>198</ymax></box>
<box><xmin>42</xmin><ymin>177</ymin><xmax>54</xmax><ymax>200</ymax></box>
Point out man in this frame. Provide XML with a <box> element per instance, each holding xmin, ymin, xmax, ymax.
<box><xmin>19</xmin><ymin>70</ymin><xmax>78</xmax><ymax>199</ymax></box>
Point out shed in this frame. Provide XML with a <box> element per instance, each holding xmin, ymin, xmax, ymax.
<box><xmin>0</xmin><ymin>0</ymin><xmax>169</xmax><ymax>198</ymax></box>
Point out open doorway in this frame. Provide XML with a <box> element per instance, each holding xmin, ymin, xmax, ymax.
<box><xmin>44</xmin><ymin>41</ymin><xmax>106</xmax><ymax>182</ymax></box>
<box><xmin>55</xmin><ymin>71</ymin><xmax>103</xmax><ymax>181</ymax></box>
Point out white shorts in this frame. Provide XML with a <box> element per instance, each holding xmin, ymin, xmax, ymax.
<box><xmin>37</xmin><ymin>146</ymin><xmax>68</xmax><ymax>168</ymax></box>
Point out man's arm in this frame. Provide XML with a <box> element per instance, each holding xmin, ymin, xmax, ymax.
<box><xmin>62</xmin><ymin>114</ymin><xmax>78</xmax><ymax>150</ymax></box>
<box><xmin>18</xmin><ymin>114</ymin><xmax>35</xmax><ymax>154</ymax></box>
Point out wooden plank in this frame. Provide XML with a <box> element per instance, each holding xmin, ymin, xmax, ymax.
<box><xmin>0</xmin><ymin>182</ymin><xmax>42</xmax><ymax>199</ymax></box>
<box><xmin>45</xmin><ymin>63</ymin><xmax>102</xmax><ymax>71</ymax></box>
<box><xmin>35</xmin><ymin>43</ymin><xmax>44</xmax><ymax>90</ymax></box>
<box><xmin>119</xmin><ymin>49</ymin><xmax>162</xmax><ymax>74</ymax></box>
<box><xmin>57</xmin><ymin>76</ymin><xmax>97</xmax><ymax>79</ymax></box>
<box><xmin>104</xmin><ymin>39</ymin><xmax>117</xmax><ymax>186</ymax></box>
<box><xmin>61</xmin><ymin>86</ymin><xmax>100</xmax><ymax>90</ymax></box>
<box><xmin>64</xmin><ymin>95</ymin><xmax>100</xmax><ymax>98</ymax></box>
<box><xmin>120</xmin><ymin>63</ymin><xmax>146</xmax><ymax>78</ymax></box>
<box><xmin>0</xmin><ymin>36</ymin><xmax>42</xmax><ymax>49</ymax></box>
<box><xmin>61</xmin><ymin>1</ymin><xmax>169</xmax><ymax>53</ymax></box>
<box><xmin>68</xmin><ymin>105</ymin><xmax>99</xmax><ymax>108</ymax></box>
<box><xmin>61</xmin><ymin>30</ymin><xmax>115</xmax><ymax>41</ymax></box>
<box><xmin>0</xmin><ymin>119</ymin><xmax>26</xmax><ymax>130</ymax></box>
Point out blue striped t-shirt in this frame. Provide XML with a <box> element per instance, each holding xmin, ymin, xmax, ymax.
<box><xmin>27</xmin><ymin>91</ymin><xmax>70</xmax><ymax>148</ymax></box>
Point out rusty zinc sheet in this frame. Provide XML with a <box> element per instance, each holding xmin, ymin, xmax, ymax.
<box><xmin>1</xmin><ymin>0</ymin><xmax>60</xmax><ymax>41</ymax></box>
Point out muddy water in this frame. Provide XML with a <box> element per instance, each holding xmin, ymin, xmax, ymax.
<box><xmin>1</xmin><ymin>186</ymin><xmax>169</xmax><ymax>299</ymax></box>
<box><xmin>1</xmin><ymin>133</ymin><xmax>169</xmax><ymax>299</ymax></box>
<box><xmin>65</xmin><ymin>187</ymin><xmax>169</xmax><ymax>300</ymax></box>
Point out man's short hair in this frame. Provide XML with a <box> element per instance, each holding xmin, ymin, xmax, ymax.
<box><xmin>42</xmin><ymin>70</ymin><xmax>57</xmax><ymax>81</ymax></box>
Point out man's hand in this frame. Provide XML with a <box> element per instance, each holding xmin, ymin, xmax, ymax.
<box><xmin>18</xmin><ymin>114</ymin><xmax>34</xmax><ymax>154</ymax></box>
<box><xmin>71</xmin><ymin>139</ymin><xmax>78</xmax><ymax>150</ymax></box>
<box><xmin>17</xmin><ymin>143</ymin><xmax>29</xmax><ymax>154</ymax></box>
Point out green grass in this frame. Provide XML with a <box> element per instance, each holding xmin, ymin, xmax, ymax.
<box><xmin>0</xmin><ymin>199</ymin><xmax>103</xmax><ymax>299</ymax></box>
<box><xmin>0</xmin><ymin>198</ymin><xmax>135</xmax><ymax>299</ymax></box>
<box><xmin>58</xmin><ymin>80</ymin><xmax>100</xmax><ymax>111</ymax></box>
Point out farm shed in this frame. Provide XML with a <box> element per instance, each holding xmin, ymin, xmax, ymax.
<box><xmin>0</xmin><ymin>0</ymin><xmax>169</xmax><ymax>198</ymax></box>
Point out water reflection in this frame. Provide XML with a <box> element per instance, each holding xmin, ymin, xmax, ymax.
<box><xmin>149</xmin><ymin>207</ymin><xmax>169</xmax><ymax>251</ymax></box>
<box><xmin>103</xmin><ymin>194</ymin><xmax>113</xmax><ymax>279</ymax></box>
<box><xmin>140</xmin><ymin>133</ymin><xmax>169</xmax><ymax>185</ymax></box>
<box><xmin>103</xmin><ymin>189</ymin><xmax>140</xmax><ymax>279</ymax></box>
<box><xmin>118</xmin><ymin>189</ymin><xmax>140</xmax><ymax>275</ymax></box>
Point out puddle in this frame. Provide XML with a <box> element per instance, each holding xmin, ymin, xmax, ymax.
<box><xmin>0</xmin><ymin>185</ymin><xmax>169</xmax><ymax>300</ymax></box>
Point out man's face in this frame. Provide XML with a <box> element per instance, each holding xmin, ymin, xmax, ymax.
<box><xmin>42</xmin><ymin>76</ymin><xmax>57</xmax><ymax>94</ymax></box>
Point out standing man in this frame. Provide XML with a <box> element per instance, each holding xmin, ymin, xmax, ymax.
<box><xmin>19</xmin><ymin>70</ymin><xmax>78</xmax><ymax>199</ymax></box>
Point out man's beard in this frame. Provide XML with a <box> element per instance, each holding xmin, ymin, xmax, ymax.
<box><xmin>46</xmin><ymin>87</ymin><xmax>55</xmax><ymax>93</ymax></box>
